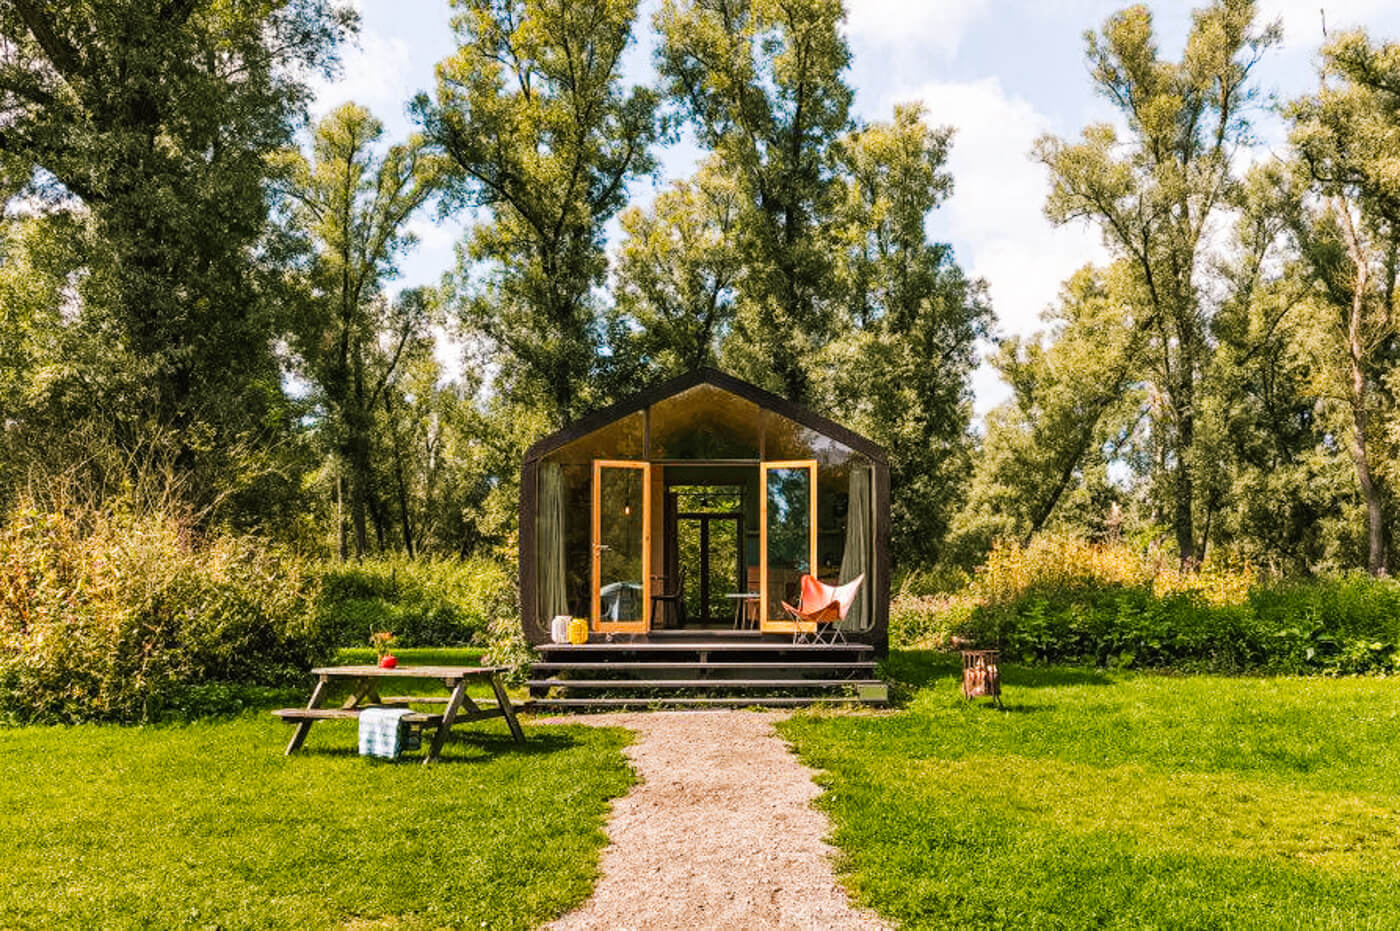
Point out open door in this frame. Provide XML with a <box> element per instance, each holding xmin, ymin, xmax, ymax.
<box><xmin>759</xmin><ymin>460</ymin><xmax>817</xmax><ymax>633</ymax></box>
<box><xmin>592</xmin><ymin>460</ymin><xmax>651</xmax><ymax>634</ymax></box>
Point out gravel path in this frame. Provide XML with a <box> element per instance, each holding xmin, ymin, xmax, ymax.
<box><xmin>543</xmin><ymin>710</ymin><xmax>889</xmax><ymax>931</ymax></box>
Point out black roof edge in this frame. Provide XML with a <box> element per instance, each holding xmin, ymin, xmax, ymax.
<box><xmin>522</xmin><ymin>367</ymin><xmax>888</xmax><ymax>465</ymax></box>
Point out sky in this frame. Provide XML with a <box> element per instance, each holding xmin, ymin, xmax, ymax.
<box><xmin>310</xmin><ymin>0</ymin><xmax>1400</xmax><ymax>416</ymax></box>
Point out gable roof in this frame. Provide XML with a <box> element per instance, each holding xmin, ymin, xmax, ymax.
<box><xmin>523</xmin><ymin>367</ymin><xmax>888</xmax><ymax>465</ymax></box>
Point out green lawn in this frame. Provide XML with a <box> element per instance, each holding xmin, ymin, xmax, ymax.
<box><xmin>780</xmin><ymin>651</ymin><xmax>1400</xmax><ymax>929</ymax></box>
<box><xmin>0</xmin><ymin>663</ymin><xmax>633</xmax><ymax>929</ymax></box>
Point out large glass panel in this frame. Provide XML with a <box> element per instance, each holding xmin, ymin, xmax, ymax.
<box><xmin>552</xmin><ymin>412</ymin><xmax>645</xmax><ymax>464</ymax></box>
<box><xmin>762</xmin><ymin>463</ymin><xmax>815</xmax><ymax>627</ymax></box>
<box><xmin>763</xmin><ymin>410</ymin><xmax>856</xmax><ymax>465</ymax></box>
<box><xmin>595</xmin><ymin>464</ymin><xmax>647</xmax><ymax>628</ymax></box>
<box><xmin>650</xmin><ymin>384</ymin><xmax>760</xmax><ymax>459</ymax></box>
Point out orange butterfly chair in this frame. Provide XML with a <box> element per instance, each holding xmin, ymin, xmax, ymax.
<box><xmin>782</xmin><ymin>573</ymin><xmax>865</xmax><ymax>644</ymax></box>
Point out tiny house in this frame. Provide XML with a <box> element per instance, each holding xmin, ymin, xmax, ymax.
<box><xmin>519</xmin><ymin>369</ymin><xmax>890</xmax><ymax>667</ymax></box>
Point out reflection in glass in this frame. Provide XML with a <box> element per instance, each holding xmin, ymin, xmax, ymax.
<box><xmin>765</xmin><ymin>466</ymin><xmax>813</xmax><ymax>622</ymax></box>
<box><xmin>650</xmin><ymin>384</ymin><xmax>760</xmax><ymax>459</ymax></box>
<box><xmin>598</xmin><ymin>466</ymin><xmax>645</xmax><ymax>623</ymax></box>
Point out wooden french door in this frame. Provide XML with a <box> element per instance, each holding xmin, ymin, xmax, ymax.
<box><xmin>592</xmin><ymin>460</ymin><xmax>651</xmax><ymax>633</ymax></box>
<box><xmin>758</xmin><ymin>460</ymin><xmax>817</xmax><ymax>633</ymax></box>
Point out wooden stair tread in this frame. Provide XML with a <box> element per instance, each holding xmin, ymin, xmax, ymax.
<box><xmin>530</xmin><ymin>661</ymin><xmax>875</xmax><ymax>671</ymax></box>
<box><xmin>527</xmin><ymin>696</ymin><xmax>879</xmax><ymax>708</ymax></box>
<box><xmin>535</xmin><ymin>642</ymin><xmax>873</xmax><ymax>653</ymax></box>
<box><xmin>529</xmin><ymin>678</ymin><xmax>880</xmax><ymax>689</ymax></box>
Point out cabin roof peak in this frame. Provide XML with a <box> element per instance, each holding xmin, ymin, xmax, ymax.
<box><xmin>523</xmin><ymin>367</ymin><xmax>887</xmax><ymax>465</ymax></box>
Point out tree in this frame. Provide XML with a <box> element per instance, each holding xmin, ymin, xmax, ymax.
<box><xmin>0</xmin><ymin>0</ymin><xmax>354</xmax><ymax>498</ymax></box>
<box><xmin>1285</xmin><ymin>36</ymin><xmax>1400</xmax><ymax>574</ymax></box>
<box><xmin>278</xmin><ymin>103</ymin><xmax>444</xmax><ymax>558</ymax></box>
<box><xmin>415</xmin><ymin>0</ymin><xmax>659</xmax><ymax>424</ymax></box>
<box><xmin>1034</xmin><ymin>0</ymin><xmax>1280</xmax><ymax>564</ymax></box>
<box><xmin>654</xmin><ymin>0</ymin><xmax>852</xmax><ymax>403</ymax></box>
<box><xmin>820</xmin><ymin>103</ymin><xmax>990</xmax><ymax>565</ymax></box>
<box><xmin>610</xmin><ymin>157</ymin><xmax>742</xmax><ymax>378</ymax></box>
<box><xmin>953</xmin><ymin>265</ymin><xmax>1147</xmax><ymax>557</ymax></box>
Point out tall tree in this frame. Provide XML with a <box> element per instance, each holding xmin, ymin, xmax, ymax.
<box><xmin>821</xmin><ymin>103</ymin><xmax>991</xmax><ymax>565</ymax></box>
<box><xmin>953</xmin><ymin>265</ymin><xmax>1147</xmax><ymax>557</ymax></box>
<box><xmin>611</xmin><ymin>157</ymin><xmax>742</xmax><ymax>378</ymax></box>
<box><xmin>278</xmin><ymin>103</ymin><xmax>444</xmax><ymax>558</ymax></box>
<box><xmin>1034</xmin><ymin>0</ymin><xmax>1279</xmax><ymax>564</ymax></box>
<box><xmin>654</xmin><ymin>0</ymin><xmax>852</xmax><ymax>403</ymax></box>
<box><xmin>415</xmin><ymin>0</ymin><xmax>658</xmax><ymax>424</ymax></box>
<box><xmin>1286</xmin><ymin>34</ymin><xmax>1400</xmax><ymax>575</ymax></box>
<box><xmin>0</xmin><ymin>0</ymin><xmax>354</xmax><ymax>489</ymax></box>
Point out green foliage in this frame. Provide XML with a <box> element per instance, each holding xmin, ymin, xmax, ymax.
<box><xmin>654</xmin><ymin>0</ymin><xmax>852</xmax><ymax>403</ymax></box>
<box><xmin>952</xmin><ymin>264</ymin><xmax>1144</xmax><ymax>558</ymax></box>
<box><xmin>609</xmin><ymin>158</ymin><xmax>742</xmax><ymax>378</ymax></box>
<box><xmin>0</xmin><ymin>713</ymin><xmax>634</xmax><ymax>929</ymax></box>
<box><xmin>0</xmin><ymin>0</ymin><xmax>355</xmax><ymax>520</ymax></box>
<box><xmin>781</xmin><ymin>657</ymin><xmax>1400</xmax><ymax>927</ymax></box>
<box><xmin>417</xmin><ymin>0</ymin><xmax>659</xmax><ymax>423</ymax></box>
<box><xmin>277</xmin><ymin>102</ymin><xmax>446</xmax><ymax>559</ymax></box>
<box><xmin>314</xmin><ymin>555</ymin><xmax>514</xmax><ymax>648</ymax></box>
<box><xmin>1034</xmin><ymin>0</ymin><xmax>1281</xmax><ymax>563</ymax></box>
<box><xmin>0</xmin><ymin>502</ymin><xmax>328</xmax><ymax>724</ymax></box>
<box><xmin>897</xmin><ymin>534</ymin><xmax>1400</xmax><ymax>674</ymax></box>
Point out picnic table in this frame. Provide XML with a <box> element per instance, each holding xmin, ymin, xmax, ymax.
<box><xmin>273</xmin><ymin>665</ymin><xmax>524</xmax><ymax>765</ymax></box>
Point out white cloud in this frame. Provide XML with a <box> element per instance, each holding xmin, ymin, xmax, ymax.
<box><xmin>916</xmin><ymin>78</ymin><xmax>1107</xmax><ymax>332</ymax></box>
<box><xmin>899</xmin><ymin>77</ymin><xmax>1106</xmax><ymax>412</ymax></box>
<box><xmin>404</xmin><ymin>214</ymin><xmax>461</xmax><ymax>255</ymax></box>
<box><xmin>308</xmin><ymin>31</ymin><xmax>414</xmax><ymax>120</ymax></box>
<box><xmin>1260</xmin><ymin>0</ymin><xmax>1394</xmax><ymax>48</ymax></box>
<box><xmin>844</xmin><ymin>0</ymin><xmax>989</xmax><ymax>56</ymax></box>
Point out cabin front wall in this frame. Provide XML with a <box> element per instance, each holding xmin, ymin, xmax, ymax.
<box><xmin>519</xmin><ymin>383</ymin><xmax>890</xmax><ymax>655</ymax></box>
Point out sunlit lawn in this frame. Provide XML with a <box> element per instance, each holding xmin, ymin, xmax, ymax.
<box><xmin>0</xmin><ymin>647</ymin><xmax>632</xmax><ymax>930</ymax></box>
<box><xmin>780</xmin><ymin>651</ymin><xmax>1400</xmax><ymax>929</ymax></box>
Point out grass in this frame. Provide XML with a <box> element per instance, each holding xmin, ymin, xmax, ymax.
<box><xmin>779</xmin><ymin>651</ymin><xmax>1400</xmax><ymax>929</ymax></box>
<box><xmin>0</xmin><ymin>666</ymin><xmax>633</xmax><ymax>930</ymax></box>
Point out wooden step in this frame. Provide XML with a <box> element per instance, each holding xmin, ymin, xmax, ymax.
<box><xmin>536</xmin><ymin>642</ymin><xmax>873</xmax><ymax>653</ymax></box>
<box><xmin>527</xmin><ymin>696</ymin><xmax>876</xmax><ymax>710</ymax></box>
<box><xmin>529</xmin><ymin>661</ymin><xmax>876</xmax><ymax>672</ymax></box>
<box><xmin>528</xmin><ymin>678</ymin><xmax>881</xmax><ymax>690</ymax></box>
<box><xmin>644</xmin><ymin>629</ymin><xmax>764</xmax><ymax>639</ymax></box>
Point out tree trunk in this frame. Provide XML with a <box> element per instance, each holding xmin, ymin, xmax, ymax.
<box><xmin>385</xmin><ymin>391</ymin><xmax>415</xmax><ymax>557</ymax></box>
<box><xmin>1346</xmin><ymin>281</ymin><xmax>1387</xmax><ymax>577</ymax></box>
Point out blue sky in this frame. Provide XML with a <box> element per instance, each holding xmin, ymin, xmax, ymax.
<box><xmin>312</xmin><ymin>0</ymin><xmax>1400</xmax><ymax>414</ymax></box>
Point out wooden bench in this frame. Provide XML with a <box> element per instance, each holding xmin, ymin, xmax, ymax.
<box><xmin>273</xmin><ymin>665</ymin><xmax>524</xmax><ymax>764</ymax></box>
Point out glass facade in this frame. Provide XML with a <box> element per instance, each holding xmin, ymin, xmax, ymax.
<box><xmin>535</xmin><ymin>381</ymin><xmax>877</xmax><ymax>634</ymax></box>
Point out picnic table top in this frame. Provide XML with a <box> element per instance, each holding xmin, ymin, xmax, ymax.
<box><xmin>310</xmin><ymin>664</ymin><xmax>511</xmax><ymax>679</ymax></box>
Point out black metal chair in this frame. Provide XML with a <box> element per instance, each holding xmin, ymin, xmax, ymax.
<box><xmin>649</xmin><ymin>568</ymin><xmax>686</xmax><ymax>628</ymax></box>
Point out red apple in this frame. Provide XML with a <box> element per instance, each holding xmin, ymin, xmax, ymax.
<box><xmin>378</xmin><ymin>654</ymin><xmax>398</xmax><ymax>669</ymax></box>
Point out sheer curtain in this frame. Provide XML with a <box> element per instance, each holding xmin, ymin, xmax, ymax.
<box><xmin>838</xmin><ymin>463</ymin><xmax>871</xmax><ymax>631</ymax></box>
<box><xmin>538</xmin><ymin>462</ymin><xmax>569</xmax><ymax>631</ymax></box>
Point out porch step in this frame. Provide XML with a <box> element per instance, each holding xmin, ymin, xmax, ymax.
<box><xmin>536</xmin><ymin>642</ymin><xmax>873</xmax><ymax>653</ymax></box>
<box><xmin>644</xmin><ymin>628</ymin><xmax>763</xmax><ymax>639</ymax></box>
<box><xmin>530</xmin><ymin>636</ymin><xmax>884</xmax><ymax>708</ymax></box>
<box><xmin>528</xmin><ymin>678</ymin><xmax>882</xmax><ymax>690</ymax></box>
<box><xmin>527</xmin><ymin>696</ymin><xmax>870</xmax><ymax>710</ymax></box>
<box><xmin>530</xmin><ymin>661</ymin><xmax>877</xmax><ymax>672</ymax></box>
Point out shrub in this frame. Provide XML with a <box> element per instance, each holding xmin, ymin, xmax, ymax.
<box><xmin>0</xmin><ymin>504</ymin><xmax>328</xmax><ymax>724</ymax></box>
<box><xmin>314</xmin><ymin>555</ymin><xmax>514</xmax><ymax>648</ymax></box>
<box><xmin>896</xmin><ymin>533</ymin><xmax>1400</xmax><ymax>675</ymax></box>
